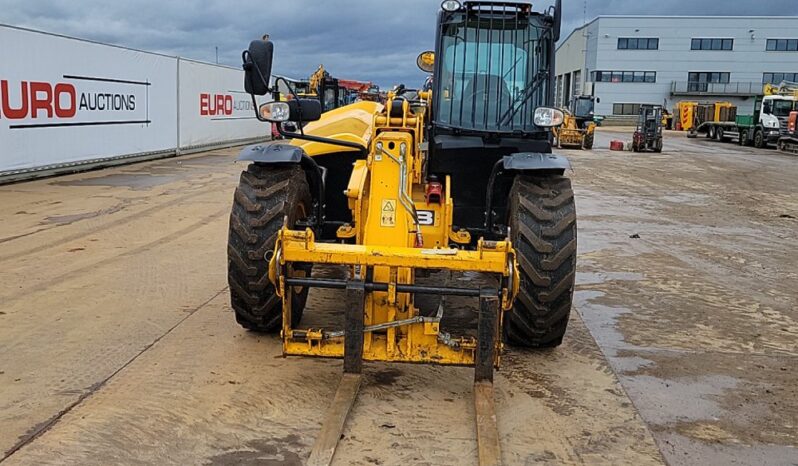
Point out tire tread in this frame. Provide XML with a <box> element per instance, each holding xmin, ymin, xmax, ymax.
<box><xmin>504</xmin><ymin>175</ymin><xmax>577</xmax><ymax>347</ymax></box>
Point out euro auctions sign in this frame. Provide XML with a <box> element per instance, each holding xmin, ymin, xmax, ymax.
<box><xmin>198</xmin><ymin>92</ymin><xmax>257</xmax><ymax>118</ymax></box>
<box><xmin>0</xmin><ymin>75</ymin><xmax>151</xmax><ymax>129</ymax></box>
<box><xmin>1</xmin><ymin>25</ymin><xmax>267</xmax><ymax>176</ymax></box>
<box><xmin>178</xmin><ymin>58</ymin><xmax>268</xmax><ymax>148</ymax></box>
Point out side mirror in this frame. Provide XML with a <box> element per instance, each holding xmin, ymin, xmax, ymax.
<box><xmin>552</xmin><ymin>0</ymin><xmax>562</xmax><ymax>42</ymax></box>
<box><xmin>288</xmin><ymin>98</ymin><xmax>322</xmax><ymax>122</ymax></box>
<box><xmin>417</xmin><ymin>51</ymin><xmax>435</xmax><ymax>73</ymax></box>
<box><xmin>596</xmin><ymin>97</ymin><xmax>601</xmax><ymax>103</ymax></box>
<box><xmin>258</xmin><ymin>98</ymin><xmax>322</xmax><ymax>123</ymax></box>
<box><xmin>763</xmin><ymin>102</ymin><xmax>772</xmax><ymax>114</ymax></box>
<box><xmin>243</xmin><ymin>39</ymin><xmax>274</xmax><ymax>96</ymax></box>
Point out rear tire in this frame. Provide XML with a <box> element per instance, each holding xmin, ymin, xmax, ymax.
<box><xmin>504</xmin><ymin>175</ymin><xmax>576</xmax><ymax>348</ymax></box>
<box><xmin>754</xmin><ymin>129</ymin><xmax>765</xmax><ymax>149</ymax></box>
<box><xmin>227</xmin><ymin>164</ymin><xmax>312</xmax><ymax>332</ymax></box>
<box><xmin>708</xmin><ymin>126</ymin><xmax>716</xmax><ymax>139</ymax></box>
<box><xmin>716</xmin><ymin>127</ymin><xmax>725</xmax><ymax>141</ymax></box>
<box><xmin>739</xmin><ymin>129</ymin><xmax>749</xmax><ymax>146</ymax></box>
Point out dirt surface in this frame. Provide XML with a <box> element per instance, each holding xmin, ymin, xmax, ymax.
<box><xmin>0</xmin><ymin>131</ymin><xmax>795</xmax><ymax>465</ymax></box>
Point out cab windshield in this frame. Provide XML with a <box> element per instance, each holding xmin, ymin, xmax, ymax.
<box><xmin>572</xmin><ymin>97</ymin><xmax>594</xmax><ymax>118</ymax></box>
<box><xmin>436</xmin><ymin>11</ymin><xmax>548</xmax><ymax>132</ymax></box>
<box><xmin>771</xmin><ymin>99</ymin><xmax>795</xmax><ymax>117</ymax></box>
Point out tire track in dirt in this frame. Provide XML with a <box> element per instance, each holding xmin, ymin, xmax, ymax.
<box><xmin>2</xmin><ymin>207</ymin><xmax>230</xmax><ymax>305</ymax></box>
<box><xmin>1</xmin><ymin>287</ymin><xmax>228</xmax><ymax>462</ymax></box>
<box><xmin>0</xmin><ymin>180</ymin><xmax>225</xmax><ymax>264</ymax></box>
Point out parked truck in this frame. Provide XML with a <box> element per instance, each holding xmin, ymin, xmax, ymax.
<box><xmin>687</xmin><ymin>83</ymin><xmax>798</xmax><ymax>148</ymax></box>
<box><xmin>777</xmin><ymin>111</ymin><xmax>798</xmax><ymax>154</ymax></box>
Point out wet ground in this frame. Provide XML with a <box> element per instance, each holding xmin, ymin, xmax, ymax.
<box><xmin>0</xmin><ymin>130</ymin><xmax>795</xmax><ymax>465</ymax></box>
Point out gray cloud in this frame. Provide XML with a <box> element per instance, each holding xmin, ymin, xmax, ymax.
<box><xmin>2</xmin><ymin>0</ymin><xmax>797</xmax><ymax>89</ymax></box>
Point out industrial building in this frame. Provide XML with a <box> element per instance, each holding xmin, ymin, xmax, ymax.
<box><xmin>555</xmin><ymin>16</ymin><xmax>798</xmax><ymax>118</ymax></box>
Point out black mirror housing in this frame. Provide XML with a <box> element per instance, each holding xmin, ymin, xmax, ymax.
<box><xmin>287</xmin><ymin>99</ymin><xmax>322</xmax><ymax>123</ymax></box>
<box><xmin>553</xmin><ymin>0</ymin><xmax>562</xmax><ymax>42</ymax></box>
<box><xmin>243</xmin><ymin>40</ymin><xmax>274</xmax><ymax>96</ymax></box>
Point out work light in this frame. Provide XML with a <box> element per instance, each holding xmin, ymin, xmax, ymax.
<box><xmin>258</xmin><ymin>102</ymin><xmax>290</xmax><ymax>122</ymax></box>
<box><xmin>533</xmin><ymin>107</ymin><xmax>565</xmax><ymax>127</ymax></box>
<box><xmin>441</xmin><ymin>0</ymin><xmax>461</xmax><ymax>12</ymax></box>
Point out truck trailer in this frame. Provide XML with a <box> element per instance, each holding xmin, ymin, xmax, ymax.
<box><xmin>687</xmin><ymin>83</ymin><xmax>798</xmax><ymax>148</ymax></box>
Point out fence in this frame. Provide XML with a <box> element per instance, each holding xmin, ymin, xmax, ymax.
<box><xmin>0</xmin><ymin>24</ymin><xmax>270</xmax><ymax>181</ymax></box>
<box><xmin>670</xmin><ymin>81</ymin><xmax>763</xmax><ymax>97</ymax></box>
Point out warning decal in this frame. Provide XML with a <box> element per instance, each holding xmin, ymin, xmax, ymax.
<box><xmin>380</xmin><ymin>199</ymin><xmax>397</xmax><ymax>227</ymax></box>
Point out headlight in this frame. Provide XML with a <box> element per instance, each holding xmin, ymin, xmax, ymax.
<box><xmin>259</xmin><ymin>102</ymin><xmax>290</xmax><ymax>122</ymax></box>
<box><xmin>441</xmin><ymin>0</ymin><xmax>461</xmax><ymax>12</ymax></box>
<box><xmin>533</xmin><ymin>107</ymin><xmax>564</xmax><ymax>127</ymax></box>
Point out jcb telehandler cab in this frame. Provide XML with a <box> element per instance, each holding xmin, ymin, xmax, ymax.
<box><xmin>230</xmin><ymin>1</ymin><xmax>573</xmax><ymax>464</ymax></box>
<box><xmin>554</xmin><ymin>95</ymin><xmax>598</xmax><ymax>149</ymax></box>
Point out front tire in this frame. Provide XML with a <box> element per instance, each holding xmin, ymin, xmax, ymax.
<box><xmin>227</xmin><ymin>164</ymin><xmax>312</xmax><ymax>332</ymax></box>
<box><xmin>754</xmin><ymin>129</ymin><xmax>765</xmax><ymax>149</ymax></box>
<box><xmin>582</xmin><ymin>133</ymin><xmax>594</xmax><ymax>150</ymax></box>
<box><xmin>504</xmin><ymin>175</ymin><xmax>577</xmax><ymax>348</ymax></box>
<box><xmin>654</xmin><ymin>138</ymin><xmax>663</xmax><ymax>153</ymax></box>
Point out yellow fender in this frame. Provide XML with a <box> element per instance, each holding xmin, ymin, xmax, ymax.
<box><xmin>291</xmin><ymin>101</ymin><xmax>383</xmax><ymax>156</ymax></box>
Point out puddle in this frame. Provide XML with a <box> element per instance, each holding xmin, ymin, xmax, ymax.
<box><xmin>656</xmin><ymin>432</ymin><xmax>798</xmax><ymax>466</ymax></box>
<box><xmin>43</xmin><ymin>204</ymin><xmax>126</xmax><ymax>225</ymax></box>
<box><xmin>577</xmin><ymin>270</ymin><xmax>645</xmax><ymax>286</ymax></box>
<box><xmin>54</xmin><ymin>173</ymin><xmax>182</xmax><ymax>190</ymax></box>
<box><xmin>621</xmin><ymin>374</ymin><xmax>739</xmax><ymax>425</ymax></box>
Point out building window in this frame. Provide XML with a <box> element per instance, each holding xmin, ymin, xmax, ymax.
<box><xmin>691</xmin><ymin>38</ymin><xmax>733</xmax><ymax>51</ymax></box>
<box><xmin>573</xmin><ymin>70</ymin><xmax>581</xmax><ymax>96</ymax></box>
<box><xmin>763</xmin><ymin>72</ymin><xmax>798</xmax><ymax>84</ymax></box>
<box><xmin>612</xmin><ymin>103</ymin><xmax>641</xmax><ymax>116</ymax></box>
<box><xmin>592</xmin><ymin>71</ymin><xmax>656</xmax><ymax>83</ymax></box>
<box><xmin>618</xmin><ymin>38</ymin><xmax>659</xmax><ymax>50</ymax></box>
<box><xmin>766</xmin><ymin>39</ymin><xmax>798</xmax><ymax>51</ymax></box>
<box><xmin>687</xmin><ymin>72</ymin><xmax>730</xmax><ymax>91</ymax></box>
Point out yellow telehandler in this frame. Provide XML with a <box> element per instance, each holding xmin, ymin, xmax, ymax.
<box><xmin>552</xmin><ymin>95</ymin><xmax>598</xmax><ymax>149</ymax></box>
<box><xmin>230</xmin><ymin>1</ymin><xmax>574</xmax><ymax>464</ymax></box>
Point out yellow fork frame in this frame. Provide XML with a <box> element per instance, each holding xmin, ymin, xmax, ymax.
<box><xmin>271</xmin><ymin>228</ymin><xmax>518</xmax><ymax>366</ymax></box>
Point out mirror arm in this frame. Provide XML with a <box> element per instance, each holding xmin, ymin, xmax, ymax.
<box><xmin>273</xmin><ymin>76</ymin><xmax>306</xmax><ymax>135</ymax></box>
<box><xmin>248</xmin><ymin>74</ymin><xmax>367</xmax><ymax>157</ymax></box>
<box><xmin>277</xmin><ymin>125</ymin><xmax>368</xmax><ymax>158</ymax></box>
<box><xmin>251</xmin><ymin>94</ymin><xmax>269</xmax><ymax>122</ymax></box>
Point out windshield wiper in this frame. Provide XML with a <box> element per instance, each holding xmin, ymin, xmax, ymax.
<box><xmin>497</xmin><ymin>70</ymin><xmax>548</xmax><ymax>127</ymax></box>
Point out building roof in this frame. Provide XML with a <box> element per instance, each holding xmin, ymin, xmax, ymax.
<box><xmin>556</xmin><ymin>15</ymin><xmax>798</xmax><ymax>52</ymax></box>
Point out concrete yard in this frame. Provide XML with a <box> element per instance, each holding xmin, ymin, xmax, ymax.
<box><xmin>1</xmin><ymin>130</ymin><xmax>796</xmax><ymax>465</ymax></box>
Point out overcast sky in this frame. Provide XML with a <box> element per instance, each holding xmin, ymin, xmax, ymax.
<box><xmin>2</xmin><ymin>0</ymin><xmax>797</xmax><ymax>89</ymax></box>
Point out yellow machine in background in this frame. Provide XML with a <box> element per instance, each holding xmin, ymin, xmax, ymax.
<box><xmin>675</xmin><ymin>101</ymin><xmax>734</xmax><ymax>131</ymax></box>
<box><xmin>676</xmin><ymin>101</ymin><xmax>698</xmax><ymax>131</ymax></box>
<box><xmin>552</xmin><ymin>95</ymin><xmax>597</xmax><ymax>149</ymax></box>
